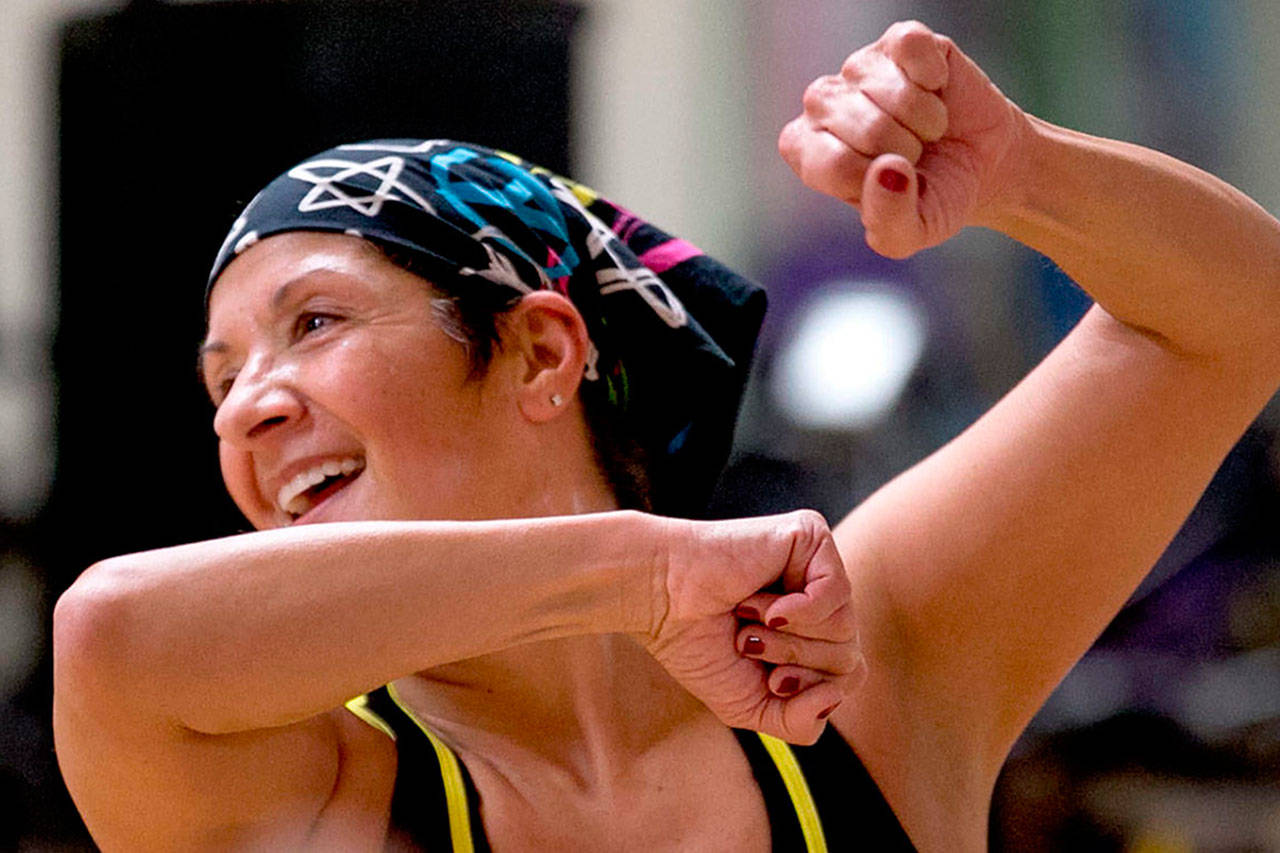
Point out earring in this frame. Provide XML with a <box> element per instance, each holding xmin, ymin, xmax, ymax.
<box><xmin>550</xmin><ymin>393</ymin><xmax>564</xmax><ymax>407</ymax></box>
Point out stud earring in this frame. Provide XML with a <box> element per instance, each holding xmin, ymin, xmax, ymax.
<box><xmin>550</xmin><ymin>393</ymin><xmax>564</xmax><ymax>407</ymax></box>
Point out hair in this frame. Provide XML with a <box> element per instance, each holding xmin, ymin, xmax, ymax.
<box><xmin>370</xmin><ymin>241</ymin><xmax>654</xmax><ymax>512</ymax></box>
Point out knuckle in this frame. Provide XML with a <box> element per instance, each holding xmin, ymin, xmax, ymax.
<box><xmin>802</xmin><ymin>74</ymin><xmax>841</xmax><ymax>115</ymax></box>
<box><xmin>885</xmin><ymin>19</ymin><xmax>930</xmax><ymax>47</ymax></box>
<box><xmin>777</xmin><ymin>119</ymin><xmax>803</xmax><ymax>166</ymax></box>
<box><xmin>895</xmin><ymin>21</ymin><xmax>935</xmax><ymax>48</ymax></box>
<box><xmin>794</xmin><ymin>508</ymin><xmax>827</xmax><ymax>531</ymax></box>
<box><xmin>839</xmin><ymin>46</ymin><xmax>873</xmax><ymax>80</ymax></box>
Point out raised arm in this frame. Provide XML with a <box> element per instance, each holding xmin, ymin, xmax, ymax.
<box><xmin>54</xmin><ymin>510</ymin><xmax>855</xmax><ymax>848</ymax></box>
<box><xmin>53</xmin><ymin>515</ymin><xmax>648</xmax><ymax>849</ymax></box>
<box><xmin>779</xmin><ymin>20</ymin><xmax>1280</xmax><ymax>850</ymax></box>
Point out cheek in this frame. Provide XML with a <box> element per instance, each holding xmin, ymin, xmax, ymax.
<box><xmin>345</xmin><ymin>335</ymin><xmax>484</xmax><ymax>438</ymax></box>
<box><xmin>219</xmin><ymin>441</ymin><xmax>273</xmax><ymax>527</ymax></box>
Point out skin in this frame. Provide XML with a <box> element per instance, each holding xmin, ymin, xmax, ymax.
<box><xmin>54</xmin><ymin>20</ymin><xmax>1280</xmax><ymax>853</ymax></box>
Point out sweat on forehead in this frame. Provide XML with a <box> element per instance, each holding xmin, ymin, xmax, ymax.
<box><xmin>206</xmin><ymin>138</ymin><xmax>767</xmax><ymax>517</ymax></box>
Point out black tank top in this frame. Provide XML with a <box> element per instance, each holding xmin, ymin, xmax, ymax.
<box><xmin>348</xmin><ymin>686</ymin><xmax>916</xmax><ymax>851</ymax></box>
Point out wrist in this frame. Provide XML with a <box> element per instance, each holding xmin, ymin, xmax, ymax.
<box><xmin>970</xmin><ymin>111</ymin><xmax>1053</xmax><ymax>234</ymax></box>
<box><xmin>572</xmin><ymin>510</ymin><xmax>672</xmax><ymax>639</ymax></box>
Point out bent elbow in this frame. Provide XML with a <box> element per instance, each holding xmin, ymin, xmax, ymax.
<box><xmin>53</xmin><ymin>559</ymin><xmax>154</xmax><ymax>704</ymax></box>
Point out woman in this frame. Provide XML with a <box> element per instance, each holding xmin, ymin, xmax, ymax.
<box><xmin>53</xmin><ymin>20</ymin><xmax>1280</xmax><ymax>852</ymax></box>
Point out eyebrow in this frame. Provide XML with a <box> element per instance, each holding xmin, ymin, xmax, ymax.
<box><xmin>195</xmin><ymin>272</ymin><xmax>340</xmax><ymax>384</ymax></box>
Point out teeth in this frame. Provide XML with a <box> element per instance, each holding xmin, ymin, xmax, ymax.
<box><xmin>276</xmin><ymin>457</ymin><xmax>365</xmax><ymax>517</ymax></box>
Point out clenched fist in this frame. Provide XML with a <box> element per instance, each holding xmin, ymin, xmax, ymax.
<box><xmin>643</xmin><ymin>511</ymin><xmax>863</xmax><ymax>745</ymax></box>
<box><xmin>779</xmin><ymin>20</ymin><xmax>1031</xmax><ymax>258</ymax></box>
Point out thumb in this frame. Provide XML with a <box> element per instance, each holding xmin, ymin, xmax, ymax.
<box><xmin>860</xmin><ymin>153</ymin><xmax>925</xmax><ymax>259</ymax></box>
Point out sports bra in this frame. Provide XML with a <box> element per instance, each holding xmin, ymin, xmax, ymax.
<box><xmin>347</xmin><ymin>686</ymin><xmax>916</xmax><ymax>852</ymax></box>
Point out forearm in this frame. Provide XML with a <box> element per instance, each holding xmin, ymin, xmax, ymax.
<box><xmin>979</xmin><ymin>116</ymin><xmax>1280</xmax><ymax>365</ymax></box>
<box><xmin>54</xmin><ymin>512</ymin><xmax>662</xmax><ymax>734</ymax></box>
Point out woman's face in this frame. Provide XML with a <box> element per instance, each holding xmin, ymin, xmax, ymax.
<box><xmin>202</xmin><ymin>232</ymin><xmax>522</xmax><ymax>529</ymax></box>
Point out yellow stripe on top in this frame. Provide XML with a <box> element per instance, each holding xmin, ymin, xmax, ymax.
<box><xmin>758</xmin><ymin>733</ymin><xmax>828</xmax><ymax>853</ymax></box>
<box><xmin>343</xmin><ymin>694</ymin><xmax>396</xmax><ymax>741</ymax></box>
<box><xmin>386</xmin><ymin>683</ymin><xmax>476</xmax><ymax>853</ymax></box>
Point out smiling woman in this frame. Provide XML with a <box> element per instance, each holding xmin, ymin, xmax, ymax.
<box><xmin>202</xmin><ymin>232</ymin><xmax>527</xmax><ymax>527</ymax></box>
<box><xmin>52</xmin><ymin>21</ymin><xmax>1280</xmax><ymax>853</ymax></box>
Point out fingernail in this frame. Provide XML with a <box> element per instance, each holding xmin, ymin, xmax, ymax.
<box><xmin>767</xmin><ymin>616</ymin><xmax>788</xmax><ymax>629</ymax></box>
<box><xmin>777</xmin><ymin>676</ymin><xmax>800</xmax><ymax>695</ymax></box>
<box><xmin>878</xmin><ymin>168</ymin><xmax>908</xmax><ymax>193</ymax></box>
<box><xmin>743</xmin><ymin>636</ymin><xmax>765</xmax><ymax>656</ymax></box>
<box><xmin>917</xmin><ymin>173</ymin><xmax>927</xmax><ymax>196</ymax></box>
<box><xmin>817</xmin><ymin>703</ymin><xmax>840</xmax><ymax>720</ymax></box>
<box><xmin>735</xmin><ymin>605</ymin><xmax>760</xmax><ymax>621</ymax></box>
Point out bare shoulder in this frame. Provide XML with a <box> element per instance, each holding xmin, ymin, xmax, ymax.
<box><xmin>55</xmin><ymin>671</ymin><xmax>394</xmax><ymax>851</ymax></box>
<box><xmin>307</xmin><ymin>707</ymin><xmax>399</xmax><ymax>851</ymax></box>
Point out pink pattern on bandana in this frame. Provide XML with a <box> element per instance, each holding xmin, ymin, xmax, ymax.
<box><xmin>547</xmin><ymin>246</ymin><xmax>570</xmax><ymax>294</ymax></box>
<box><xmin>638</xmin><ymin>239</ymin><xmax>702</xmax><ymax>274</ymax></box>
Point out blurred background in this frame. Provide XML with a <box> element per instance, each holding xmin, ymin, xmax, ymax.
<box><xmin>2</xmin><ymin>0</ymin><xmax>1278</xmax><ymax>849</ymax></box>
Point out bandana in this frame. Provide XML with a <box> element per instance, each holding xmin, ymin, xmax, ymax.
<box><xmin>208</xmin><ymin>140</ymin><xmax>766</xmax><ymax>516</ymax></box>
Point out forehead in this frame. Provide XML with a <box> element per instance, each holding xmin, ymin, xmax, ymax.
<box><xmin>204</xmin><ymin>232</ymin><xmax>406</xmax><ymax>333</ymax></box>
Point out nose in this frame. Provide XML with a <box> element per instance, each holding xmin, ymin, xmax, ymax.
<box><xmin>212</xmin><ymin>357</ymin><xmax>306</xmax><ymax>447</ymax></box>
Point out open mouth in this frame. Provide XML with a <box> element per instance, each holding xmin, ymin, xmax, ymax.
<box><xmin>277</xmin><ymin>457</ymin><xmax>365</xmax><ymax>521</ymax></box>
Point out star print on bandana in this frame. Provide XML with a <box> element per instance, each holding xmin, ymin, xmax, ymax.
<box><xmin>208</xmin><ymin>140</ymin><xmax>767</xmax><ymax>516</ymax></box>
<box><xmin>288</xmin><ymin>156</ymin><xmax>437</xmax><ymax>217</ymax></box>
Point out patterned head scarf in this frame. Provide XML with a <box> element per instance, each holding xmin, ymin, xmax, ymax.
<box><xmin>208</xmin><ymin>140</ymin><xmax>766</xmax><ymax>516</ymax></box>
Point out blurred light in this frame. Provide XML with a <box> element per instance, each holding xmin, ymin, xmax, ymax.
<box><xmin>770</xmin><ymin>281</ymin><xmax>926</xmax><ymax>431</ymax></box>
<box><xmin>0</xmin><ymin>553</ymin><xmax>44</xmax><ymax>701</ymax></box>
<box><xmin>0</xmin><ymin>377</ymin><xmax>51</xmax><ymax>518</ymax></box>
<box><xmin>1034</xmin><ymin>651</ymin><xmax>1136</xmax><ymax>732</ymax></box>
<box><xmin>1178</xmin><ymin>647</ymin><xmax>1280</xmax><ymax>737</ymax></box>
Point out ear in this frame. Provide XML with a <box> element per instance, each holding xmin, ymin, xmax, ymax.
<box><xmin>502</xmin><ymin>291</ymin><xmax>591</xmax><ymax>423</ymax></box>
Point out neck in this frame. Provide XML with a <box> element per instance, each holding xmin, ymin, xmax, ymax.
<box><xmin>393</xmin><ymin>433</ymin><xmax>680</xmax><ymax>784</ymax></box>
<box><xmin>390</xmin><ymin>635</ymin><xmax>707</xmax><ymax>786</ymax></box>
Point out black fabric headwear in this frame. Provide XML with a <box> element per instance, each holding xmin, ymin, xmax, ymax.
<box><xmin>208</xmin><ymin>140</ymin><xmax>765</xmax><ymax>516</ymax></box>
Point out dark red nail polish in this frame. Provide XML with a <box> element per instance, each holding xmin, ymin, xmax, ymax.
<box><xmin>878</xmin><ymin>169</ymin><xmax>908</xmax><ymax>193</ymax></box>
<box><xmin>735</xmin><ymin>605</ymin><xmax>760</xmax><ymax>621</ymax></box>
<box><xmin>917</xmin><ymin>173</ymin><xmax>927</xmax><ymax>196</ymax></box>
<box><xmin>767</xmin><ymin>616</ymin><xmax>788</xmax><ymax>629</ymax></box>
<box><xmin>817</xmin><ymin>704</ymin><xmax>840</xmax><ymax>720</ymax></box>
<box><xmin>743</xmin><ymin>636</ymin><xmax>765</xmax><ymax>656</ymax></box>
<box><xmin>777</xmin><ymin>676</ymin><xmax>800</xmax><ymax>695</ymax></box>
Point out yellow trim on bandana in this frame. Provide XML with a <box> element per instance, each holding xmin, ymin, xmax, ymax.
<box><xmin>494</xmin><ymin>148</ymin><xmax>600</xmax><ymax>208</ymax></box>
<box><xmin>386</xmin><ymin>683</ymin><xmax>476</xmax><ymax>853</ymax></box>
<box><xmin>758</xmin><ymin>733</ymin><xmax>828</xmax><ymax>853</ymax></box>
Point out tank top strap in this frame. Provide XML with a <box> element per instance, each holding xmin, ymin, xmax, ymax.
<box><xmin>346</xmin><ymin>686</ymin><xmax>488</xmax><ymax>852</ymax></box>
<box><xmin>346</xmin><ymin>690</ymin><xmax>913</xmax><ymax>852</ymax></box>
<box><xmin>789</xmin><ymin>727</ymin><xmax>918</xmax><ymax>851</ymax></box>
<box><xmin>732</xmin><ymin>728</ymin><xmax>826</xmax><ymax>852</ymax></box>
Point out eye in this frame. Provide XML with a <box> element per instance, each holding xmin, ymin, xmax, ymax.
<box><xmin>210</xmin><ymin>375</ymin><xmax>236</xmax><ymax>408</ymax></box>
<box><xmin>295</xmin><ymin>312</ymin><xmax>339</xmax><ymax>338</ymax></box>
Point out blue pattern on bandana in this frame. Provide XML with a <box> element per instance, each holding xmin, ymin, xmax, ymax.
<box><xmin>208</xmin><ymin>139</ymin><xmax>765</xmax><ymax>516</ymax></box>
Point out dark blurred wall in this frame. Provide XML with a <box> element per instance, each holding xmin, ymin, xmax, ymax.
<box><xmin>15</xmin><ymin>0</ymin><xmax>578</xmax><ymax>845</ymax></box>
<box><xmin>49</xmin><ymin>0</ymin><xmax>578</xmax><ymax>580</ymax></box>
